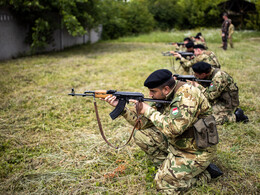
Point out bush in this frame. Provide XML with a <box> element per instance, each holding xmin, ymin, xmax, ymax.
<box><xmin>101</xmin><ymin>0</ymin><xmax>155</xmax><ymax>40</ymax></box>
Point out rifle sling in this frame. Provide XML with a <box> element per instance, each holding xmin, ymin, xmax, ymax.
<box><xmin>93</xmin><ymin>81</ymin><xmax>185</xmax><ymax>149</ymax></box>
<box><xmin>174</xmin><ymin>81</ymin><xmax>186</xmax><ymax>94</ymax></box>
<box><xmin>93</xmin><ymin>101</ymin><xmax>143</xmax><ymax>149</ymax></box>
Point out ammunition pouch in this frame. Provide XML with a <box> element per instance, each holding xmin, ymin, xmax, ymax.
<box><xmin>193</xmin><ymin>115</ymin><xmax>219</xmax><ymax>149</ymax></box>
<box><xmin>221</xmin><ymin>85</ymin><xmax>239</xmax><ymax>109</ymax></box>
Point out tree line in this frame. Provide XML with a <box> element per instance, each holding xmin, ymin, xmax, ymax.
<box><xmin>1</xmin><ymin>0</ymin><xmax>259</xmax><ymax>51</ymax></box>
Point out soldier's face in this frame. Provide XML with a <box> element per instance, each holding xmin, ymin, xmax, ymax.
<box><xmin>194</xmin><ymin>72</ymin><xmax>207</xmax><ymax>79</ymax></box>
<box><xmin>194</xmin><ymin>49</ymin><xmax>201</xmax><ymax>56</ymax></box>
<box><xmin>148</xmin><ymin>88</ymin><xmax>167</xmax><ymax>99</ymax></box>
<box><xmin>187</xmin><ymin>48</ymin><xmax>193</xmax><ymax>52</ymax></box>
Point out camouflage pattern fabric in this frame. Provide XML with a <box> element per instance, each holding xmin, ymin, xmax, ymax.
<box><xmin>155</xmin><ymin>145</ymin><xmax>215</xmax><ymax>194</ymax></box>
<box><xmin>197</xmin><ymin>68</ymin><xmax>238</xmax><ymax>125</ymax></box>
<box><xmin>121</xmin><ymin>81</ymin><xmax>217</xmax><ymax>193</ymax></box>
<box><xmin>228</xmin><ymin>23</ymin><xmax>234</xmax><ymax>36</ymax></box>
<box><xmin>175</xmin><ymin>45</ymin><xmax>186</xmax><ymax>52</ymax></box>
<box><xmin>180</xmin><ymin>50</ymin><xmax>221</xmax><ymax>72</ymax></box>
<box><xmin>228</xmin><ymin>23</ymin><xmax>234</xmax><ymax>48</ymax></box>
<box><xmin>194</xmin><ymin>39</ymin><xmax>208</xmax><ymax>50</ymax></box>
<box><xmin>221</xmin><ymin>19</ymin><xmax>230</xmax><ymax>35</ymax></box>
<box><xmin>221</xmin><ymin>19</ymin><xmax>231</xmax><ymax>50</ymax></box>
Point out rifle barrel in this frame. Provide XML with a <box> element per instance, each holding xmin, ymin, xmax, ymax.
<box><xmin>143</xmin><ymin>98</ymin><xmax>171</xmax><ymax>104</ymax></box>
<box><xmin>68</xmin><ymin>93</ymin><xmax>93</xmax><ymax>97</ymax></box>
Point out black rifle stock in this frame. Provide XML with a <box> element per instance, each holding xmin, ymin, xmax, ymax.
<box><xmin>69</xmin><ymin>89</ymin><xmax>171</xmax><ymax>120</ymax></box>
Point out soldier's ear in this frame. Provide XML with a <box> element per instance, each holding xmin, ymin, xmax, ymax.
<box><xmin>162</xmin><ymin>86</ymin><xmax>171</xmax><ymax>95</ymax></box>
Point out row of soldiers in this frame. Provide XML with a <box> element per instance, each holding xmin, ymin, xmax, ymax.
<box><xmin>101</xmin><ymin>31</ymin><xmax>248</xmax><ymax>193</ymax></box>
<box><xmin>164</xmin><ymin>32</ymin><xmax>248</xmax><ymax>125</ymax></box>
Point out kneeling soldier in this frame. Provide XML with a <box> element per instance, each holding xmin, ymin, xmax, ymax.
<box><xmin>173</xmin><ymin>44</ymin><xmax>221</xmax><ymax>74</ymax></box>
<box><xmin>104</xmin><ymin>69</ymin><xmax>219</xmax><ymax>194</ymax></box>
<box><xmin>191</xmin><ymin>62</ymin><xmax>249</xmax><ymax>125</ymax></box>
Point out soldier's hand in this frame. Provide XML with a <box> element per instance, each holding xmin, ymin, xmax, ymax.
<box><xmin>102</xmin><ymin>95</ymin><xmax>119</xmax><ymax>107</ymax></box>
<box><xmin>129</xmin><ymin>100</ymin><xmax>150</xmax><ymax>115</ymax></box>
<box><xmin>172</xmin><ymin>52</ymin><xmax>181</xmax><ymax>59</ymax></box>
<box><xmin>187</xmin><ymin>80</ymin><xmax>199</xmax><ymax>87</ymax></box>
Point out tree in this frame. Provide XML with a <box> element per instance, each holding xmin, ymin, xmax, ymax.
<box><xmin>101</xmin><ymin>0</ymin><xmax>155</xmax><ymax>39</ymax></box>
<box><xmin>1</xmin><ymin>0</ymin><xmax>102</xmax><ymax>52</ymax></box>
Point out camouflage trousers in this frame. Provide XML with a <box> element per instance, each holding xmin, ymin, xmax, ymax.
<box><xmin>222</xmin><ymin>34</ymin><xmax>228</xmax><ymax>50</ymax></box>
<box><xmin>228</xmin><ymin>36</ymin><xmax>234</xmax><ymax>48</ymax></box>
<box><xmin>212</xmin><ymin>104</ymin><xmax>236</xmax><ymax>125</ymax></box>
<box><xmin>133</xmin><ymin>127</ymin><xmax>214</xmax><ymax>194</ymax></box>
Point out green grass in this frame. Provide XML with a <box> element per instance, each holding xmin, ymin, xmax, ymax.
<box><xmin>0</xmin><ymin>29</ymin><xmax>259</xmax><ymax>194</ymax></box>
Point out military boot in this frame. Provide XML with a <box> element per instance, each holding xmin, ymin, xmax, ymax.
<box><xmin>235</xmin><ymin>108</ymin><xmax>249</xmax><ymax>123</ymax></box>
<box><xmin>206</xmin><ymin>163</ymin><xmax>223</xmax><ymax>178</ymax></box>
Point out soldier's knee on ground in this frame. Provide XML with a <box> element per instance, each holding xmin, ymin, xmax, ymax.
<box><xmin>133</xmin><ymin>128</ymin><xmax>168</xmax><ymax>164</ymax></box>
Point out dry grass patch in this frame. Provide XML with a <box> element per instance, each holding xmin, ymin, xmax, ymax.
<box><xmin>0</xmin><ymin>29</ymin><xmax>259</xmax><ymax>194</ymax></box>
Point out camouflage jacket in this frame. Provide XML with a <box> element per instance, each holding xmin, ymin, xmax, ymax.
<box><xmin>175</xmin><ymin>45</ymin><xmax>186</xmax><ymax>52</ymax></box>
<box><xmin>222</xmin><ymin>19</ymin><xmax>231</xmax><ymax>34</ymax></box>
<box><xmin>121</xmin><ymin>81</ymin><xmax>213</xmax><ymax>153</ymax></box>
<box><xmin>180</xmin><ymin>50</ymin><xmax>221</xmax><ymax>69</ymax></box>
<box><xmin>194</xmin><ymin>39</ymin><xmax>208</xmax><ymax>50</ymax></box>
<box><xmin>229</xmin><ymin>23</ymin><xmax>234</xmax><ymax>36</ymax></box>
<box><xmin>197</xmin><ymin>68</ymin><xmax>239</xmax><ymax>109</ymax></box>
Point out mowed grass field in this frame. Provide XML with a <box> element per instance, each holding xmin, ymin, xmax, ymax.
<box><xmin>0</xmin><ymin>29</ymin><xmax>259</xmax><ymax>194</ymax></box>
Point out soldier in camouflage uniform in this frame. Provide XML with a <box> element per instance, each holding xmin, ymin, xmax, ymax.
<box><xmin>228</xmin><ymin>20</ymin><xmax>234</xmax><ymax>48</ymax></box>
<box><xmin>221</xmin><ymin>13</ymin><xmax>231</xmax><ymax>50</ymax></box>
<box><xmin>191</xmin><ymin>62</ymin><xmax>249</xmax><ymax>125</ymax></box>
<box><xmin>174</xmin><ymin>37</ymin><xmax>193</xmax><ymax>52</ymax></box>
<box><xmin>173</xmin><ymin>44</ymin><xmax>221</xmax><ymax>74</ymax></box>
<box><xmin>170</xmin><ymin>41</ymin><xmax>195</xmax><ymax>75</ymax></box>
<box><xmin>185</xmin><ymin>41</ymin><xmax>194</xmax><ymax>53</ymax></box>
<box><xmin>104</xmin><ymin>69</ymin><xmax>218</xmax><ymax>194</ymax></box>
<box><xmin>193</xmin><ymin>32</ymin><xmax>208</xmax><ymax>50</ymax></box>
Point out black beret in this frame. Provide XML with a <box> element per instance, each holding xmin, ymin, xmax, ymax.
<box><xmin>192</xmin><ymin>62</ymin><xmax>212</xmax><ymax>74</ymax></box>
<box><xmin>195</xmin><ymin>32</ymin><xmax>202</xmax><ymax>38</ymax></box>
<box><xmin>183</xmin><ymin>37</ymin><xmax>192</xmax><ymax>42</ymax></box>
<box><xmin>194</xmin><ymin>44</ymin><xmax>205</xmax><ymax>50</ymax></box>
<box><xmin>144</xmin><ymin>69</ymin><xmax>172</xmax><ymax>88</ymax></box>
<box><xmin>197</xmin><ymin>32</ymin><xmax>202</xmax><ymax>36</ymax></box>
<box><xmin>185</xmin><ymin>41</ymin><xmax>194</xmax><ymax>48</ymax></box>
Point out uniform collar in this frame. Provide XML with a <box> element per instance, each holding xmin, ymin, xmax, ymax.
<box><xmin>208</xmin><ymin>67</ymin><xmax>216</xmax><ymax>79</ymax></box>
<box><xmin>165</xmin><ymin>80</ymin><xmax>179</xmax><ymax>100</ymax></box>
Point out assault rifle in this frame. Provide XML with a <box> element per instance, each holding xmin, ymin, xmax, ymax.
<box><xmin>162</xmin><ymin>51</ymin><xmax>194</xmax><ymax>59</ymax></box>
<box><xmin>173</xmin><ymin>74</ymin><xmax>212</xmax><ymax>84</ymax></box>
<box><xmin>166</xmin><ymin>42</ymin><xmax>185</xmax><ymax>46</ymax></box>
<box><xmin>69</xmin><ymin>89</ymin><xmax>171</xmax><ymax>120</ymax></box>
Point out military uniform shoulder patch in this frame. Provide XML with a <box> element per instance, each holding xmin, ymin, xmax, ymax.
<box><xmin>208</xmin><ymin>83</ymin><xmax>216</xmax><ymax>91</ymax></box>
<box><xmin>171</xmin><ymin>107</ymin><xmax>182</xmax><ymax>118</ymax></box>
<box><xmin>172</xmin><ymin>107</ymin><xmax>179</xmax><ymax>115</ymax></box>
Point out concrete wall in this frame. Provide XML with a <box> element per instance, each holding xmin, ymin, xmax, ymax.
<box><xmin>0</xmin><ymin>9</ymin><xmax>30</xmax><ymax>60</ymax></box>
<box><xmin>0</xmin><ymin>8</ymin><xmax>102</xmax><ymax>61</ymax></box>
